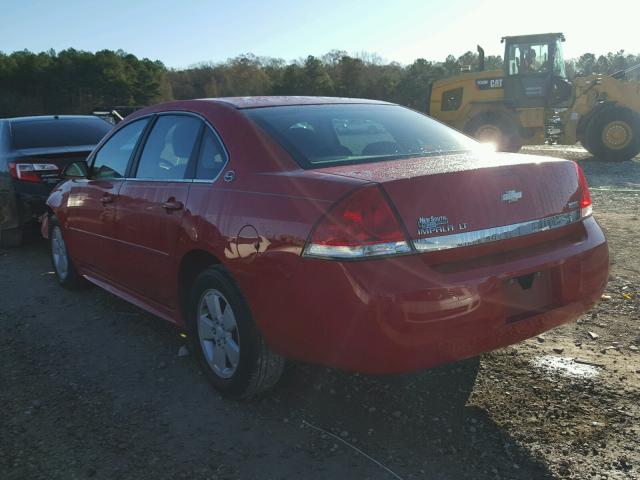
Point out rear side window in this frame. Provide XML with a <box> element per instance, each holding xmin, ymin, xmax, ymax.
<box><xmin>92</xmin><ymin>118</ymin><xmax>149</xmax><ymax>179</ymax></box>
<box><xmin>195</xmin><ymin>128</ymin><xmax>227</xmax><ymax>180</ymax></box>
<box><xmin>243</xmin><ymin>104</ymin><xmax>477</xmax><ymax>168</ymax></box>
<box><xmin>441</xmin><ymin>88</ymin><xmax>463</xmax><ymax>112</ymax></box>
<box><xmin>10</xmin><ymin>118</ymin><xmax>111</xmax><ymax>150</ymax></box>
<box><xmin>135</xmin><ymin>115</ymin><xmax>201</xmax><ymax>180</ymax></box>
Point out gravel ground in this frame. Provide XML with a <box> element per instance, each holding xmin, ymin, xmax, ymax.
<box><xmin>0</xmin><ymin>145</ymin><xmax>639</xmax><ymax>480</ymax></box>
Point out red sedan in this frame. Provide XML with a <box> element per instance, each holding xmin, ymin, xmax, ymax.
<box><xmin>43</xmin><ymin>97</ymin><xmax>609</xmax><ymax>398</ymax></box>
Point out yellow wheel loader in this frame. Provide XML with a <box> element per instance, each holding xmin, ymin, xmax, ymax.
<box><xmin>429</xmin><ymin>33</ymin><xmax>640</xmax><ymax>162</ymax></box>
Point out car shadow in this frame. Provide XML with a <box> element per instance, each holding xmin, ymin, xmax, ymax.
<box><xmin>251</xmin><ymin>360</ymin><xmax>555</xmax><ymax>479</ymax></box>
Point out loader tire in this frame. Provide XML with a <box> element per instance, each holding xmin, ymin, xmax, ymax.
<box><xmin>579</xmin><ymin>128</ymin><xmax>594</xmax><ymax>155</ymax></box>
<box><xmin>586</xmin><ymin>107</ymin><xmax>640</xmax><ymax>162</ymax></box>
<box><xmin>466</xmin><ymin>115</ymin><xmax>523</xmax><ymax>153</ymax></box>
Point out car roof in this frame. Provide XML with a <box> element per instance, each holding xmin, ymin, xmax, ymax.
<box><xmin>2</xmin><ymin>115</ymin><xmax>105</xmax><ymax>123</ymax></box>
<box><xmin>200</xmin><ymin>96</ymin><xmax>394</xmax><ymax>109</ymax></box>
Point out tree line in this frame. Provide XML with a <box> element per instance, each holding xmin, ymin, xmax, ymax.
<box><xmin>1</xmin><ymin>48</ymin><xmax>639</xmax><ymax>117</ymax></box>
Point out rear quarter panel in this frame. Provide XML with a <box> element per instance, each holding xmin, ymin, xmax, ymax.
<box><xmin>176</xmin><ymin>169</ymin><xmax>369</xmax><ymax>324</ymax></box>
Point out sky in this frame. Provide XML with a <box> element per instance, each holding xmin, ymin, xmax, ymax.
<box><xmin>1</xmin><ymin>0</ymin><xmax>638</xmax><ymax>68</ymax></box>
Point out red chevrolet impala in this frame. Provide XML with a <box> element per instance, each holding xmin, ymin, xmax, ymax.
<box><xmin>43</xmin><ymin>97</ymin><xmax>608</xmax><ymax>398</ymax></box>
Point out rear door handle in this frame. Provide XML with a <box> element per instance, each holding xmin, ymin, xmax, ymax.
<box><xmin>162</xmin><ymin>200</ymin><xmax>184</xmax><ymax>211</ymax></box>
<box><xmin>100</xmin><ymin>194</ymin><xmax>115</xmax><ymax>205</ymax></box>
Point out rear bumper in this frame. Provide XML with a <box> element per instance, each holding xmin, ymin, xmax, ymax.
<box><xmin>7</xmin><ymin>181</ymin><xmax>53</xmax><ymax>228</ymax></box>
<box><xmin>245</xmin><ymin>216</ymin><xmax>608</xmax><ymax>374</ymax></box>
<box><xmin>0</xmin><ymin>177</ymin><xmax>19</xmax><ymax>230</ymax></box>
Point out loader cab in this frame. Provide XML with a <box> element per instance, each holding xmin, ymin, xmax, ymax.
<box><xmin>503</xmin><ymin>33</ymin><xmax>573</xmax><ymax>108</ymax></box>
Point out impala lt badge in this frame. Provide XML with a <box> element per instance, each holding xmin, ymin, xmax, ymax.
<box><xmin>502</xmin><ymin>190</ymin><xmax>523</xmax><ymax>203</ymax></box>
<box><xmin>418</xmin><ymin>215</ymin><xmax>468</xmax><ymax>236</ymax></box>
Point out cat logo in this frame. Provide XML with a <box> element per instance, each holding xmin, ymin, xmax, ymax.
<box><xmin>476</xmin><ymin>78</ymin><xmax>504</xmax><ymax>90</ymax></box>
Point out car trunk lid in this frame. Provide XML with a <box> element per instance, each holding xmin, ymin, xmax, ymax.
<box><xmin>315</xmin><ymin>152</ymin><xmax>582</xmax><ymax>246</ymax></box>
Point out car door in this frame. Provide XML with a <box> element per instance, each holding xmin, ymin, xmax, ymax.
<box><xmin>65</xmin><ymin>117</ymin><xmax>150</xmax><ymax>277</ymax></box>
<box><xmin>114</xmin><ymin>113</ymin><xmax>202</xmax><ymax>307</ymax></box>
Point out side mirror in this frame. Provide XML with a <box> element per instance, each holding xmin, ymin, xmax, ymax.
<box><xmin>62</xmin><ymin>160</ymin><xmax>89</xmax><ymax>179</ymax></box>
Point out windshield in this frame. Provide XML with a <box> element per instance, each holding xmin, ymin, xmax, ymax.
<box><xmin>243</xmin><ymin>104</ymin><xmax>477</xmax><ymax>169</ymax></box>
<box><xmin>507</xmin><ymin>39</ymin><xmax>566</xmax><ymax>78</ymax></box>
<box><xmin>10</xmin><ymin>117</ymin><xmax>112</xmax><ymax>150</ymax></box>
<box><xmin>508</xmin><ymin>42</ymin><xmax>550</xmax><ymax>75</ymax></box>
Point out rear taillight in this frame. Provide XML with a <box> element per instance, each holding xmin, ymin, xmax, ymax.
<box><xmin>575</xmin><ymin>162</ymin><xmax>592</xmax><ymax>218</ymax></box>
<box><xmin>303</xmin><ymin>185</ymin><xmax>411</xmax><ymax>259</ymax></box>
<box><xmin>8</xmin><ymin>162</ymin><xmax>59</xmax><ymax>183</ymax></box>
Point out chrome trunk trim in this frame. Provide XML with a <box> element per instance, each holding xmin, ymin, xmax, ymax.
<box><xmin>413</xmin><ymin>210</ymin><xmax>580</xmax><ymax>252</ymax></box>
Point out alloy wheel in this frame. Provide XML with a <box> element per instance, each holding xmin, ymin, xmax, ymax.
<box><xmin>602</xmin><ymin>120</ymin><xmax>633</xmax><ymax>150</ymax></box>
<box><xmin>197</xmin><ymin>289</ymin><xmax>241</xmax><ymax>379</ymax></box>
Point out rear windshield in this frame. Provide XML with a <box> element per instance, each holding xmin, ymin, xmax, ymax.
<box><xmin>10</xmin><ymin>118</ymin><xmax>112</xmax><ymax>150</ymax></box>
<box><xmin>243</xmin><ymin>104</ymin><xmax>478</xmax><ymax>168</ymax></box>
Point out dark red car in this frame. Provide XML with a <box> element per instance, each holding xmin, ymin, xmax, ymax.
<box><xmin>43</xmin><ymin>97</ymin><xmax>609</xmax><ymax>398</ymax></box>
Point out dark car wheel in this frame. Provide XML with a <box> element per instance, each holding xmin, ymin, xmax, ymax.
<box><xmin>49</xmin><ymin>217</ymin><xmax>86</xmax><ymax>289</ymax></box>
<box><xmin>188</xmin><ymin>266</ymin><xmax>285</xmax><ymax>398</ymax></box>
<box><xmin>586</xmin><ymin>107</ymin><xmax>640</xmax><ymax>162</ymax></box>
<box><xmin>0</xmin><ymin>227</ymin><xmax>23</xmax><ymax>248</ymax></box>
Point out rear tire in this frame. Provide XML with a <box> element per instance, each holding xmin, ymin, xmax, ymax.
<box><xmin>466</xmin><ymin>115</ymin><xmax>523</xmax><ymax>153</ymax></box>
<box><xmin>49</xmin><ymin>217</ymin><xmax>86</xmax><ymax>289</ymax></box>
<box><xmin>586</xmin><ymin>107</ymin><xmax>640</xmax><ymax>162</ymax></box>
<box><xmin>0</xmin><ymin>227</ymin><xmax>23</xmax><ymax>248</ymax></box>
<box><xmin>188</xmin><ymin>266</ymin><xmax>284</xmax><ymax>398</ymax></box>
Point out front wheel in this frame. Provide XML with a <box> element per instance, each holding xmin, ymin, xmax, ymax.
<box><xmin>467</xmin><ymin>116</ymin><xmax>523</xmax><ymax>153</ymax></box>
<box><xmin>585</xmin><ymin>107</ymin><xmax>640</xmax><ymax>162</ymax></box>
<box><xmin>188</xmin><ymin>266</ymin><xmax>284</xmax><ymax>398</ymax></box>
<box><xmin>50</xmin><ymin>218</ymin><xmax>85</xmax><ymax>289</ymax></box>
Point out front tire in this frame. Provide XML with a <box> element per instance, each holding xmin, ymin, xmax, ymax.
<box><xmin>49</xmin><ymin>217</ymin><xmax>85</xmax><ymax>289</ymax></box>
<box><xmin>585</xmin><ymin>107</ymin><xmax>640</xmax><ymax>162</ymax></box>
<box><xmin>188</xmin><ymin>266</ymin><xmax>284</xmax><ymax>398</ymax></box>
<box><xmin>467</xmin><ymin>115</ymin><xmax>523</xmax><ymax>153</ymax></box>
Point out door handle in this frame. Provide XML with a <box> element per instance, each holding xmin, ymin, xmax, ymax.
<box><xmin>162</xmin><ymin>200</ymin><xmax>183</xmax><ymax>211</ymax></box>
<box><xmin>100</xmin><ymin>194</ymin><xmax>114</xmax><ymax>205</ymax></box>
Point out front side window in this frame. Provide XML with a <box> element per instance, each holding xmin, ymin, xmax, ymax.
<box><xmin>135</xmin><ymin>115</ymin><xmax>201</xmax><ymax>180</ymax></box>
<box><xmin>243</xmin><ymin>104</ymin><xmax>477</xmax><ymax>168</ymax></box>
<box><xmin>508</xmin><ymin>43</ymin><xmax>550</xmax><ymax>75</ymax></box>
<box><xmin>195</xmin><ymin>128</ymin><xmax>227</xmax><ymax>180</ymax></box>
<box><xmin>91</xmin><ymin>118</ymin><xmax>149</xmax><ymax>179</ymax></box>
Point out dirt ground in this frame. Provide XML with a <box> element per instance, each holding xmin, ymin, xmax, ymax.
<box><xmin>1</xmin><ymin>145</ymin><xmax>638</xmax><ymax>480</ymax></box>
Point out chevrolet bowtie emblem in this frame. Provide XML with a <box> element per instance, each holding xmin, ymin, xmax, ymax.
<box><xmin>502</xmin><ymin>190</ymin><xmax>523</xmax><ymax>203</ymax></box>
